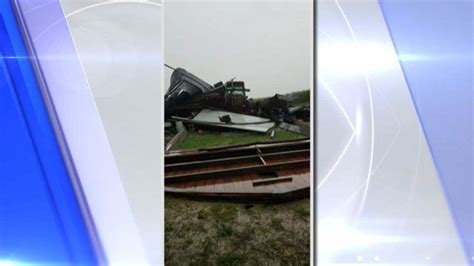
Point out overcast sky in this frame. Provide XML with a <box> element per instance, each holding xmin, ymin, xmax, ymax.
<box><xmin>164</xmin><ymin>0</ymin><xmax>312</xmax><ymax>98</ymax></box>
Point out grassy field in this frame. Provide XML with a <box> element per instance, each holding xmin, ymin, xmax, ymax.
<box><xmin>165</xmin><ymin>197</ymin><xmax>310</xmax><ymax>266</ymax></box>
<box><xmin>177</xmin><ymin>128</ymin><xmax>306</xmax><ymax>150</ymax></box>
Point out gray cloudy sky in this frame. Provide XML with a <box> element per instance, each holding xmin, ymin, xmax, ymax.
<box><xmin>164</xmin><ymin>0</ymin><xmax>312</xmax><ymax>98</ymax></box>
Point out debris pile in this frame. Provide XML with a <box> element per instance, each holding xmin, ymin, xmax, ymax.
<box><xmin>164</xmin><ymin>66</ymin><xmax>311</xmax><ymax>202</ymax></box>
<box><xmin>165</xmin><ymin>67</ymin><xmax>250</xmax><ymax>118</ymax></box>
<box><xmin>165</xmin><ymin>66</ymin><xmax>310</xmax><ymax>139</ymax></box>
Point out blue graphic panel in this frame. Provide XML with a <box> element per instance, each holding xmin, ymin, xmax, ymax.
<box><xmin>379</xmin><ymin>0</ymin><xmax>473</xmax><ymax>262</ymax></box>
<box><xmin>0</xmin><ymin>1</ymin><xmax>96</xmax><ymax>265</ymax></box>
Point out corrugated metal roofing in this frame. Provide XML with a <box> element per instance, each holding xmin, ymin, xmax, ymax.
<box><xmin>190</xmin><ymin>109</ymin><xmax>275</xmax><ymax>133</ymax></box>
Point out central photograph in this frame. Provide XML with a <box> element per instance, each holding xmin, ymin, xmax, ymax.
<box><xmin>163</xmin><ymin>1</ymin><xmax>312</xmax><ymax>264</ymax></box>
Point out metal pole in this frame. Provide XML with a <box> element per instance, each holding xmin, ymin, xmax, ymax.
<box><xmin>164</xmin><ymin>64</ymin><xmax>175</xmax><ymax>70</ymax></box>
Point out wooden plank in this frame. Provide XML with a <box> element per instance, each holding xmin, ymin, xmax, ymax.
<box><xmin>165</xmin><ymin>159</ymin><xmax>310</xmax><ymax>184</ymax></box>
<box><xmin>165</xmin><ymin>140</ymin><xmax>309</xmax><ymax>164</ymax></box>
<box><xmin>165</xmin><ymin>187</ymin><xmax>310</xmax><ymax>203</ymax></box>
<box><xmin>166</xmin><ymin>149</ymin><xmax>309</xmax><ymax>172</ymax></box>
<box><xmin>253</xmin><ymin>177</ymin><xmax>293</xmax><ymax>187</ymax></box>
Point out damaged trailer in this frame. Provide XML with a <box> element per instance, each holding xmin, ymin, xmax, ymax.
<box><xmin>165</xmin><ymin>66</ymin><xmax>309</xmax><ymax>124</ymax></box>
<box><xmin>165</xmin><ymin>139</ymin><xmax>310</xmax><ymax>202</ymax></box>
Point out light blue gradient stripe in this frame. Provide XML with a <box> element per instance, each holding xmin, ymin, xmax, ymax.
<box><xmin>379</xmin><ymin>0</ymin><xmax>473</xmax><ymax>263</ymax></box>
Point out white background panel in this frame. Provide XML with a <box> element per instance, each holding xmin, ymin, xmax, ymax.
<box><xmin>317</xmin><ymin>0</ymin><xmax>466</xmax><ymax>264</ymax></box>
<box><xmin>61</xmin><ymin>0</ymin><xmax>163</xmax><ymax>264</ymax></box>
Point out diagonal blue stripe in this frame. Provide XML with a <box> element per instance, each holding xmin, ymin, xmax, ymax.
<box><xmin>0</xmin><ymin>1</ymin><xmax>96</xmax><ymax>264</ymax></box>
<box><xmin>379</xmin><ymin>0</ymin><xmax>474</xmax><ymax>263</ymax></box>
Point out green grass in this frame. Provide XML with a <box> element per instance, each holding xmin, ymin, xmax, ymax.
<box><xmin>216</xmin><ymin>252</ymin><xmax>244</xmax><ymax>266</ymax></box>
<box><xmin>177</xmin><ymin>128</ymin><xmax>305</xmax><ymax>150</ymax></box>
<box><xmin>165</xmin><ymin>197</ymin><xmax>310</xmax><ymax>265</ymax></box>
<box><xmin>208</xmin><ymin>203</ymin><xmax>239</xmax><ymax>222</ymax></box>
